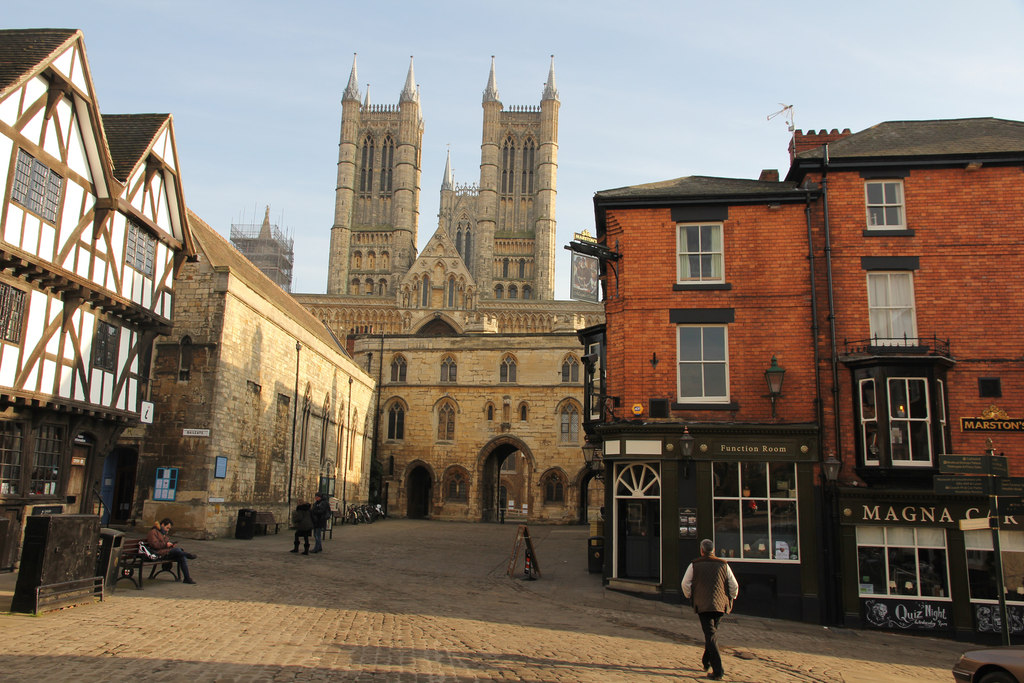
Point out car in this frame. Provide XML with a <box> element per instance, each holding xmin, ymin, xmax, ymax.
<box><xmin>953</xmin><ymin>647</ymin><xmax>1024</xmax><ymax>683</ymax></box>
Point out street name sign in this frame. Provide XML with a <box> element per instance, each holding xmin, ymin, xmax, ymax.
<box><xmin>934</xmin><ymin>475</ymin><xmax>992</xmax><ymax>496</ymax></box>
<box><xmin>938</xmin><ymin>454</ymin><xmax>1009</xmax><ymax>477</ymax></box>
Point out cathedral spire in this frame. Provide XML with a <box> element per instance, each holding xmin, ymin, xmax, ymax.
<box><xmin>400</xmin><ymin>56</ymin><xmax>417</xmax><ymax>103</ymax></box>
<box><xmin>364</xmin><ymin>84</ymin><xmax>371</xmax><ymax>108</ymax></box>
<box><xmin>542</xmin><ymin>55</ymin><xmax>559</xmax><ymax>101</ymax></box>
<box><xmin>342</xmin><ymin>53</ymin><xmax>360</xmax><ymax>102</ymax></box>
<box><xmin>483</xmin><ymin>56</ymin><xmax>500</xmax><ymax>103</ymax></box>
<box><xmin>441</xmin><ymin>149</ymin><xmax>454</xmax><ymax>191</ymax></box>
<box><xmin>259</xmin><ymin>205</ymin><xmax>272</xmax><ymax>239</ymax></box>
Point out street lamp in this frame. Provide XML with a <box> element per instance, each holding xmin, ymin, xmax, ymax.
<box><xmin>822</xmin><ymin>452</ymin><xmax>841</xmax><ymax>485</ymax></box>
<box><xmin>679</xmin><ymin>426</ymin><xmax>695</xmax><ymax>478</ymax></box>
<box><xmin>582</xmin><ymin>441</ymin><xmax>603</xmax><ymax>473</ymax></box>
<box><xmin>764</xmin><ymin>355</ymin><xmax>786</xmax><ymax>418</ymax></box>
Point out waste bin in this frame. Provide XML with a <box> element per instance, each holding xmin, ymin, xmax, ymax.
<box><xmin>96</xmin><ymin>528</ymin><xmax>125</xmax><ymax>592</ymax></box>
<box><xmin>235</xmin><ymin>509</ymin><xmax>257</xmax><ymax>539</ymax></box>
<box><xmin>588</xmin><ymin>536</ymin><xmax>604</xmax><ymax>573</ymax></box>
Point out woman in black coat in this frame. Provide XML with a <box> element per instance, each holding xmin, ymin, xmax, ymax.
<box><xmin>291</xmin><ymin>501</ymin><xmax>314</xmax><ymax>555</ymax></box>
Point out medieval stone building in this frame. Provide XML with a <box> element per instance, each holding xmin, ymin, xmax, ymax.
<box><xmin>297</xmin><ymin>56</ymin><xmax>604</xmax><ymax>523</ymax></box>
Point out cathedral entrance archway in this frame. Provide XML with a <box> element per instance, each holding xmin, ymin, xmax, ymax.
<box><xmin>478</xmin><ymin>436</ymin><xmax>534</xmax><ymax>523</ymax></box>
<box><xmin>406</xmin><ymin>465</ymin><xmax>432</xmax><ymax>519</ymax></box>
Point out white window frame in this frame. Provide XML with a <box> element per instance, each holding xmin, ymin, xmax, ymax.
<box><xmin>676</xmin><ymin>325</ymin><xmax>729</xmax><ymax>403</ymax></box>
<box><xmin>711</xmin><ymin>461</ymin><xmax>799</xmax><ymax>562</ymax></box>
<box><xmin>859</xmin><ymin>378</ymin><xmax>880</xmax><ymax>466</ymax></box>
<box><xmin>865</xmin><ymin>180</ymin><xmax>905</xmax><ymax>230</ymax></box>
<box><xmin>856</xmin><ymin>526</ymin><xmax>950</xmax><ymax>600</ymax></box>
<box><xmin>867</xmin><ymin>271</ymin><xmax>917</xmax><ymax>346</ymax></box>
<box><xmin>965</xmin><ymin>530</ymin><xmax>1024</xmax><ymax>604</ymax></box>
<box><xmin>888</xmin><ymin>377</ymin><xmax>933</xmax><ymax>466</ymax></box>
<box><xmin>676</xmin><ymin>223</ymin><xmax>724</xmax><ymax>283</ymax></box>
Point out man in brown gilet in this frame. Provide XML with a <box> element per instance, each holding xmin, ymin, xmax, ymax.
<box><xmin>681</xmin><ymin>538</ymin><xmax>739</xmax><ymax>680</ymax></box>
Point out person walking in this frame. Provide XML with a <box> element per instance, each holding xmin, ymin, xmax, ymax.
<box><xmin>310</xmin><ymin>492</ymin><xmax>331</xmax><ymax>553</ymax></box>
<box><xmin>145</xmin><ymin>518</ymin><xmax>198</xmax><ymax>585</ymax></box>
<box><xmin>681</xmin><ymin>539</ymin><xmax>739</xmax><ymax>680</ymax></box>
<box><xmin>291</xmin><ymin>500</ymin><xmax>314</xmax><ymax>555</ymax></box>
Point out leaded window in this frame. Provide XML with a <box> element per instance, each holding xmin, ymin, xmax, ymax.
<box><xmin>1</xmin><ymin>283</ymin><xmax>27</xmax><ymax>343</ymax></box>
<box><xmin>440</xmin><ymin>356</ymin><xmax>457</xmax><ymax>383</ymax></box>
<box><xmin>93</xmin><ymin>322</ymin><xmax>119</xmax><ymax>372</ymax></box>
<box><xmin>500</xmin><ymin>355</ymin><xmax>517</xmax><ymax>383</ymax></box>
<box><xmin>437</xmin><ymin>403</ymin><xmax>455</xmax><ymax>441</ymax></box>
<box><xmin>30</xmin><ymin>424</ymin><xmax>64</xmax><ymax>495</ymax></box>
<box><xmin>0</xmin><ymin>421</ymin><xmax>23</xmax><ymax>495</ymax></box>
<box><xmin>387</xmin><ymin>404</ymin><xmax>405</xmax><ymax>440</ymax></box>
<box><xmin>13</xmin><ymin>149</ymin><xmax>62</xmax><ymax>223</ymax></box>
<box><xmin>126</xmin><ymin>221</ymin><xmax>156</xmax><ymax>276</ymax></box>
<box><xmin>559</xmin><ymin>404</ymin><xmax>580</xmax><ymax>444</ymax></box>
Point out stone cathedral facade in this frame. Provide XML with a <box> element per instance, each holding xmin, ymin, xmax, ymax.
<box><xmin>297</xmin><ymin>56</ymin><xmax>604</xmax><ymax>523</ymax></box>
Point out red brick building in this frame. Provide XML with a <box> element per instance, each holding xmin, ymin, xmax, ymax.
<box><xmin>585</xmin><ymin>118</ymin><xmax>1024</xmax><ymax>639</ymax></box>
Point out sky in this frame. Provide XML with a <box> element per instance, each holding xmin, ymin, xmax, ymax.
<box><xmin>6</xmin><ymin>1</ymin><xmax>1024</xmax><ymax>297</ymax></box>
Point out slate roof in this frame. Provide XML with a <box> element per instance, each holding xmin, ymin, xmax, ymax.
<box><xmin>0</xmin><ymin>29</ymin><xmax>77</xmax><ymax>94</ymax></box>
<box><xmin>102</xmin><ymin>114</ymin><xmax>170</xmax><ymax>182</ymax></box>
<box><xmin>795</xmin><ymin>118</ymin><xmax>1024</xmax><ymax>160</ymax></box>
<box><xmin>595</xmin><ymin>175</ymin><xmax>803</xmax><ymax>203</ymax></box>
<box><xmin>186</xmin><ymin>210</ymin><xmax>349</xmax><ymax>357</ymax></box>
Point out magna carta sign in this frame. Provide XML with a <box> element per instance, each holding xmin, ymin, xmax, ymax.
<box><xmin>960</xmin><ymin>405</ymin><xmax>1024</xmax><ymax>432</ymax></box>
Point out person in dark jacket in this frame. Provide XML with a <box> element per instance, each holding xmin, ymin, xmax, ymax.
<box><xmin>681</xmin><ymin>539</ymin><xmax>739</xmax><ymax>680</ymax></box>
<box><xmin>145</xmin><ymin>518</ymin><xmax>197</xmax><ymax>584</ymax></box>
<box><xmin>291</xmin><ymin>501</ymin><xmax>314</xmax><ymax>555</ymax></box>
<box><xmin>310</xmin><ymin>492</ymin><xmax>331</xmax><ymax>553</ymax></box>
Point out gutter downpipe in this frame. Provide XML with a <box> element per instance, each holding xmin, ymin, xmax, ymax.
<box><xmin>821</xmin><ymin>144</ymin><xmax>845</xmax><ymax>627</ymax></box>
<box><xmin>805</xmin><ymin>191</ymin><xmax>824</xmax><ymax>455</ymax></box>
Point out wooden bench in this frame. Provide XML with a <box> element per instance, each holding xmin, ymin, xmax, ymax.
<box><xmin>116</xmin><ymin>539</ymin><xmax>181</xmax><ymax>589</ymax></box>
<box><xmin>253</xmin><ymin>511</ymin><xmax>281</xmax><ymax>535</ymax></box>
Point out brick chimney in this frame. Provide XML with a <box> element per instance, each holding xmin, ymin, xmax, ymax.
<box><xmin>789</xmin><ymin>128</ymin><xmax>852</xmax><ymax>163</ymax></box>
<box><xmin>758</xmin><ymin>169</ymin><xmax>779</xmax><ymax>182</ymax></box>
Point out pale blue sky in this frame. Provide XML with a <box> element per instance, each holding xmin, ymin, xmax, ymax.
<box><xmin>6</xmin><ymin>1</ymin><xmax>1024</xmax><ymax>297</ymax></box>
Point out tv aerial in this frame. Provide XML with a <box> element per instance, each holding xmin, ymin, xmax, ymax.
<box><xmin>768</xmin><ymin>104</ymin><xmax>795</xmax><ymax>132</ymax></box>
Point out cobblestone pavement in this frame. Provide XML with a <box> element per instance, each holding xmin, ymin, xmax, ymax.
<box><xmin>1</xmin><ymin>520</ymin><xmax>962</xmax><ymax>682</ymax></box>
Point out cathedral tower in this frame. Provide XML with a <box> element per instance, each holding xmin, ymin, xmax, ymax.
<box><xmin>327</xmin><ymin>56</ymin><xmax>423</xmax><ymax>295</ymax></box>
<box><xmin>472</xmin><ymin>56</ymin><xmax>560</xmax><ymax>302</ymax></box>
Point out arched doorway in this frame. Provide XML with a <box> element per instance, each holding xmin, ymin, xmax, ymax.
<box><xmin>577</xmin><ymin>469</ymin><xmax>604</xmax><ymax>525</ymax></box>
<box><xmin>478</xmin><ymin>436</ymin><xmax>533</xmax><ymax>522</ymax></box>
<box><xmin>406</xmin><ymin>465</ymin><xmax>432</xmax><ymax>519</ymax></box>
<box><xmin>614</xmin><ymin>462</ymin><xmax>661</xmax><ymax>580</ymax></box>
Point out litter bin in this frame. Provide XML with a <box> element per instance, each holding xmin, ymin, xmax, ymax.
<box><xmin>96</xmin><ymin>528</ymin><xmax>125</xmax><ymax>592</ymax></box>
<box><xmin>588</xmin><ymin>536</ymin><xmax>604</xmax><ymax>573</ymax></box>
<box><xmin>235</xmin><ymin>509</ymin><xmax>257</xmax><ymax>539</ymax></box>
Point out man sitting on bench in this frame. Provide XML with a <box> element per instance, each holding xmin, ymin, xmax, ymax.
<box><xmin>145</xmin><ymin>517</ymin><xmax>198</xmax><ymax>585</ymax></box>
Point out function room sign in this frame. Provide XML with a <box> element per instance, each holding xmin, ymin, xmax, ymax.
<box><xmin>961</xmin><ymin>405</ymin><xmax>1024</xmax><ymax>432</ymax></box>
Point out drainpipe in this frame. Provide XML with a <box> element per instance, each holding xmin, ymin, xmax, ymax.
<box><xmin>821</xmin><ymin>145</ymin><xmax>843</xmax><ymax>458</ymax></box>
<box><xmin>805</xmin><ymin>191</ymin><xmax>824</xmax><ymax>456</ymax></box>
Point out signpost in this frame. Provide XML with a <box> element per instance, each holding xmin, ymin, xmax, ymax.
<box><xmin>934</xmin><ymin>443</ymin><xmax>1016</xmax><ymax>646</ymax></box>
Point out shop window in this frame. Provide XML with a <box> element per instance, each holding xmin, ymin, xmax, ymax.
<box><xmin>712</xmin><ymin>462</ymin><xmax>798</xmax><ymax>561</ymax></box>
<box><xmin>856</xmin><ymin>526</ymin><xmax>949</xmax><ymax>599</ymax></box>
<box><xmin>677</xmin><ymin>223</ymin><xmax>723</xmax><ymax>283</ymax></box>
<box><xmin>30</xmin><ymin>424</ymin><xmax>64</xmax><ymax>495</ymax></box>
<box><xmin>0</xmin><ymin>421</ymin><xmax>23</xmax><ymax>495</ymax></box>
<box><xmin>677</xmin><ymin>325</ymin><xmax>728</xmax><ymax>403</ymax></box>
<box><xmin>965</xmin><ymin>529</ymin><xmax>1024</xmax><ymax>603</ymax></box>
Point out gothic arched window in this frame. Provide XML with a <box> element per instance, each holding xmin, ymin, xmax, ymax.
<box><xmin>359</xmin><ymin>135</ymin><xmax>375</xmax><ymax>195</ymax></box>
<box><xmin>560</xmin><ymin>404</ymin><xmax>580</xmax><ymax>443</ymax></box>
<box><xmin>387</xmin><ymin>403</ymin><xmax>405</xmax><ymax>440</ymax></box>
<box><xmin>390</xmin><ymin>355</ymin><xmax>407</xmax><ymax>383</ymax></box>
<box><xmin>380</xmin><ymin>135</ymin><xmax>395</xmax><ymax>195</ymax></box>
<box><xmin>437</xmin><ymin>402</ymin><xmax>455</xmax><ymax>441</ymax></box>
<box><xmin>561</xmin><ymin>356</ymin><xmax>580</xmax><ymax>383</ymax></box>
<box><xmin>542</xmin><ymin>471</ymin><xmax>565</xmax><ymax>503</ymax></box>
<box><xmin>523</xmin><ymin>139</ymin><xmax>536</xmax><ymax>194</ymax></box>
<box><xmin>440</xmin><ymin>356</ymin><xmax>457</xmax><ymax>383</ymax></box>
<box><xmin>500</xmin><ymin>355</ymin><xmax>517</xmax><ymax>383</ymax></box>
<box><xmin>495</xmin><ymin>285</ymin><xmax>503</xmax><ymax>299</ymax></box>
<box><xmin>501</xmin><ymin>136</ymin><xmax>516</xmax><ymax>195</ymax></box>
<box><xmin>447</xmin><ymin>276</ymin><xmax>456</xmax><ymax>308</ymax></box>
<box><xmin>421</xmin><ymin>275</ymin><xmax>430</xmax><ymax>307</ymax></box>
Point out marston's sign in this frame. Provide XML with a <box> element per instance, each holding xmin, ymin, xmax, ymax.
<box><xmin>960</xmin><ymin>405</ymin><xmax>1024</xmax><ymax>432</ymax></box>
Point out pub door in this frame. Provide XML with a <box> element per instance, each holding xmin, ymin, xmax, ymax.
<box><xmin>619</xmin><ymin>498</ymin><xmax>661</xmax><ymax>579</ymax></box>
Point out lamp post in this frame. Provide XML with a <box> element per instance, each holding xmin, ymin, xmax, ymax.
<box><xmin>764</xmin><ymin>355</ymin><xmax>786</xmax><ymax>419</ymax></box>
<box><xmin>822</xmin><ymin>450</ymin><xmax>842</xmax><ymax>625</ymax></box>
